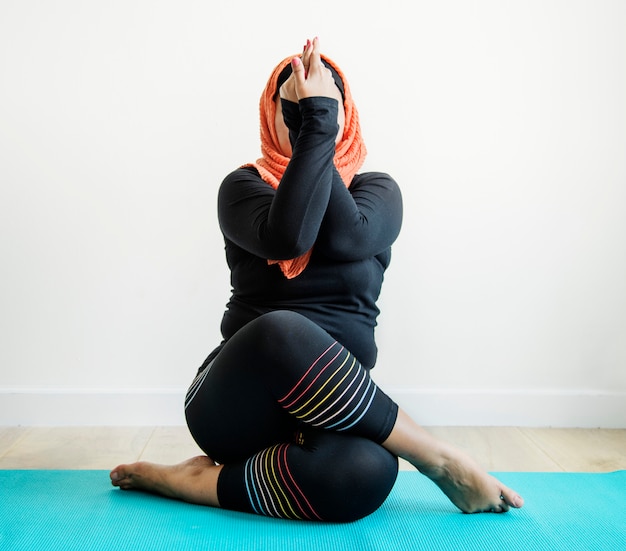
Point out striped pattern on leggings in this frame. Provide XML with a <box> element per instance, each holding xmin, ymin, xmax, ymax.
<box><xmin>278</xmin><ymin>341</ymin><xmax>377</xmax><ymax>432</ymax></box>
<box><xmin>243</xmin><ymin>443</ymin><xmax>322</xmax><ymax>520</ymax></box>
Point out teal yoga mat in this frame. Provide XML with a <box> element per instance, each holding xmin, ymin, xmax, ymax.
<box><xmin>1</xmin><ymin>470</ymin><xmax>624</xmax><ymax>550</ymax></box>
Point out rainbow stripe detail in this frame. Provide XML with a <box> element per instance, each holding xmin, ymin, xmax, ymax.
<box><xmin>278</xmin><ymin>341</ymin><xmax>377</xmax><ymax>432</ymax></box>
<box><xmin>244</xmin><ymin>443</ymin><xmax>321</xmax><ymax>520</ymax></box>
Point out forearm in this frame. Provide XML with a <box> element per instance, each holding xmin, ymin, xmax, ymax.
<box><xmin>264</xmin><ymin>98</ymin><xmax>337</xmax><ymax>255</ymax></box>
<box><xmin>281</xmin><ymin>99</ymin><xmax>302</xmax><ymax>150</ymax></box>
<box><xmin>316</xmin><ymin>171</ymin><xmax>403</xmax><ymax>260</ymax></box>
<box><xmin>219</xmin><ymin>98</ymin><xmax>340</xmax><ymax>259</ymax></box>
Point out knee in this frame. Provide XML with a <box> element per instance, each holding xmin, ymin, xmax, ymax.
<box><xmin>252</xmin><ymin>310</ymin><xmax>309</xmax><ymax>334</ymax></box>
<box><xmin>334</xmin><ymin>439</ymin><xmax>398</xmax><ymax>521</ymax></box>
<box><xmin>246</xmin><ymin>310</ymin><xmax>318</xmax><ymax>352</ymax></box>
<box><xmin>304</xmin><ymin>434</ymin><xmax>399</xmax><ymax>522</ymax></box>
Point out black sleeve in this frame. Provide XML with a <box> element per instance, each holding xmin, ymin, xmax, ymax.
<box><xmin>281</xmin><ymin>99</ymin><xmax>302</xmax><ymax>148</ymax></box>
<box><xmin>218</xmin><ymin>97</ymin><xmax>340</xmax><ymax>260</ymax></box>
<box><xmin>315</xmin><ymin>170</ymin><xmax>403</xmax><ymax>261</ymax></box>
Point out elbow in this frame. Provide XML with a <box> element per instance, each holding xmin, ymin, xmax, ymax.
<box><xmin>316</xmin><ymin>232</ymin><xmax>357</xmax><ymax>260</ymax></box>
<box><xmin>261</xmin><ymin>225</ymin><xmax>317</xmax><ymax>259</ymax></box>
<box><xmin>270</xmin><ymin>242</ymin><xmax>314</xmax><ymax>260</ymax></box>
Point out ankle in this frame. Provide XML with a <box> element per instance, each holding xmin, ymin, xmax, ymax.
<box><xmin>411</xmin><ymin>448</ymin><xmax>452</xmax><ymax>480</ymax></box>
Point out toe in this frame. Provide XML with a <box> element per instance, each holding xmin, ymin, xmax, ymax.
<box><xmin>110</xmin><ymin>469</ymin><xmax>121</xmax><ymax>484</ymax></box>
<box><xmin>500</xmin><ymin>486</ymin><xmax>524</xmax><ymax>509</ymax></box>
<box><xmin>110</xmin><ymin>465</ymin><xmax>130</xmax><ymax>487</ymax></box>
<box><xmin>497</xmin><ymin>500</ymin><xmax>510</xmax><ymax>513</ymax></box>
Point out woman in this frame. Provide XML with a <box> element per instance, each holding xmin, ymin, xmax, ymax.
<box><xmin>110</xmin><ymin>38</ymin><xmax>524</xmax><ymax>522</ymax></box>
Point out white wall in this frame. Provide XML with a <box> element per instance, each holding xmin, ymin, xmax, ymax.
<box><xmin>1</xmin><ymin>1</ymin><xmax>625</xmax><ymax>426</ymax></box>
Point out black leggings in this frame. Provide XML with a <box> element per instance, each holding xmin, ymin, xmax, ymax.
<box><xmin>184</xmin><ymin>310</ymin><xmax>399</xmax><ymax>522</ymax></box>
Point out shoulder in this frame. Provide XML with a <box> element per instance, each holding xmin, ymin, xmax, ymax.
<box><xmin>350</xmin><ymin>172</ymin><xmax>402</xmax><ymax>200</ymax></box>
<box><xmin>218</xmin><ymin>166</ymin><xmax>275</xmax><ymax>229</ymax></box>
<box><xmin>219</xmin><ymin>166</ymin><xmax>272</xmax><ymax>201</ymax></box>
<box><xmin>221</xmin><ymin>166</ymin><xmax>262</xmax><ymax>186</ymax></box>
<box><xmin>351</xmin><ymin>171</ymin><xmax>399</xmax><ymax>190</ymax></box>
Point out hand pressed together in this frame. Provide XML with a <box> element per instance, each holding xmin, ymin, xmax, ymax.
<box><xmin>279</xmin><ymin>37</ymin><xmax>342</xmax><ymax>103</ymax></box>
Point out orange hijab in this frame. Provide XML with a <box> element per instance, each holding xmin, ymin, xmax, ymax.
<box><xmin>246</xmin><ymin>54</ymin><xmax>367</xmax><ymax>279</ymax></box>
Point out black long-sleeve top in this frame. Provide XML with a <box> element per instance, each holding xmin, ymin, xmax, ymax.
<box><xmin>214</xmin><ymin>96</ymin><xmax>402</xmax><ymax>369</ymax></box>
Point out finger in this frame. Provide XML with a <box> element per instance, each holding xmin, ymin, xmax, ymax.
<box><xmin>302</xmin><ymin>38</ymin><xmax>313</xmax><ymax>75</ymax></box>
<box><xmin>290</xmin><ymin>56</ymin><xmax>306</xmax><ymax>84</ymax></box>
<box><xmin>311</xmin><ymin>36</ymin><xmax>320</xmax><ymax>55</ymax></box>
<box><xmin>304</xmin><ymin>36</ymin><xmax>321</xmax><ymax>72</ymax></box>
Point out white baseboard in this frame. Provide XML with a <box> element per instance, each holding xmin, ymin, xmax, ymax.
<box><xmin>0</xmin><ymin>388</ymin><xmax>187</xmax><ymax>426</ymax></box>
<box><xmin>1</xmin><ymin>387</ymin><xmax>624</xmax><ymax>428</ymax></box>
<box><xmin>388</xmin><ymin>388</ymin><xmax>626</xmax><ymax>429</ymax></box>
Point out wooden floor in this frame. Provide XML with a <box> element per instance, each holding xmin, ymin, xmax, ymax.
<box><xmin>1</xmin><ymin>426</ymin><xmax>624</xmax><ymax>472</ymax></box>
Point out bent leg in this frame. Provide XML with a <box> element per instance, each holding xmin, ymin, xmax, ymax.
<box><xmin>185</xmin><ymin>310</ymin><xmax>398</xmax><ymax>464</ymax></box>
<box><xmin>111</xmin><ymin>431</ymin><xmax>397</xmax><ymax>522</ymax></box>
<box><xmin>185</xmin><ymin>311</ymin><xmax>523</xmax><ymax>514</ymax></box>
<box><xmin>114</xmin><ymin>310</ymin><xmax>523</xmax><ymax>516</ymax></box>
<box><xmin>218</xmin><ymin>429</ymin><xmax>398</xmax><ymax>522</ymax></box>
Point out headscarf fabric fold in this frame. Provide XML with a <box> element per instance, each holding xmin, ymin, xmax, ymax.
<box><xmin>245</xmin><ymin>54</ymin><xmax>367</xmax><ymax>279</ymax></box>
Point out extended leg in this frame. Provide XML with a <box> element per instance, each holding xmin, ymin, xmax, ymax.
<box><xmin>382</xmin><ymin>409</ymin><xmax>524</xmax><ymax>513</ymax></box>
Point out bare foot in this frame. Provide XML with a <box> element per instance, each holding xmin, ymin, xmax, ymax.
<box><xmin>422</xmin><ymin>447</ymin><xmax>524</xmax><ymax>513</ymax></box>
<box><xmin>383</xmin><ymin>409</ymin><xmax>524</xmax><ymax>514</ymax></box>
<box><xmin>110</xmin><ymin>455</ymin><xmax>222</xmax><ymax>507</ymax></box>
